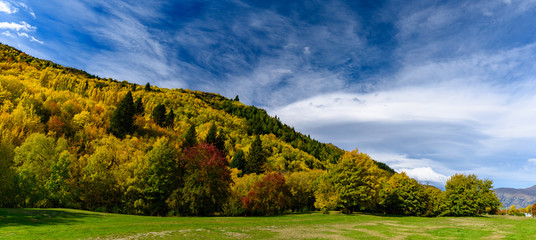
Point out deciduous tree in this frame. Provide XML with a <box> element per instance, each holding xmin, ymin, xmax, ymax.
<box><xmin>444</xmin><ymin>173</ymin><xmax>500</xmax><ymax>216</ymax></box>
<box><xmin>327</xmin><ymin>149</ymin><xmax>384</xmax><ymax>213</ymax></box>
<box><xmin>175</xmin><ymin>143</ymin><xmax>231</xmax><ymax>216</ymax></box>
<box><xmin>242</xmin><ymin>172</ymin><xmax>290</xmax><ymax>215</ymax></box>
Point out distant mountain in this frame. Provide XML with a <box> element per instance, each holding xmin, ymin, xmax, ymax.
<box><xmin>494</xmin><ymin>185</ymin><xmax>536</xmax><ymax>209</ymax></box>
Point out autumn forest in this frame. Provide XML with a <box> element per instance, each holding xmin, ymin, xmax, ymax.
<box><xmin>0</xmin><ymin>43</ymin><xmax>500</xmax><ymax>217</ymax></box>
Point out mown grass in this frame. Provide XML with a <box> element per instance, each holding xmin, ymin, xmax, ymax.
<box><xmin>1</xmin><ymin>208</ymin><xmax>535</xmax><ymax>239</ymax></box>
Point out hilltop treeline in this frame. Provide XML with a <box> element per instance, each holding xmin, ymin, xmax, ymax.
<box><xmin>0</xmin><ymin>43</ymin><xmax>499</xmax><ymax>216</ymax></box>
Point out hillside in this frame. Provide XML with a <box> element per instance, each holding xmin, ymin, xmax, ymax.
<box><xmin>0</xmin><ymin>43</ymin><xmax>500</xmax><ymax>217</ymax></box>
<box><xmin>494</xmin><ymin>185</ymin><xmax>536</xmax><ymax>209</ymax></box>
<box><xmin>0</xmin><ymin>44</ymin><xmax>346</xmax><ymax>168</ymax></box>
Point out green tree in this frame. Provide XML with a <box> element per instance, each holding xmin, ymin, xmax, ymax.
<box><xmin>230</xmin><ymin>149</ymin><xmax>246</xmax><ymax>173</ymax></box>
<box><xmin>205</xmin><ymin>124</ymin><xmax>225</xmax><ymax>151</ymax></box>
<box><xmin>205</xmin><ymin>124</ymin><xmax>218</xmax><ymax>144</ymax></box>
<box><xmin>0</xmin><ymin>138</ymin><xmax>15</xmax><ymax>207</ymax></box>
<box><xmin>175</xmin><ymin>143</ymin><xmax>232</xmax><ymax>216</ymax></box>
<box><xmin>444</xmin><ymin>173</ymin><xmax>500</xmax><ymax>216</ymax></box>
<box><xmin>245</xmin><ymin>135</ymin><xmax>266</xmax><ymax>174</ymax></box>
<box><xmin>327</xmin><ymin>149</ymin><xmax>385</xmax><ymax>213</ymax></box>
<box><xmin>314</xmin><ymin>176</ymin><xmax>341</xmax><ymax>214</ymax></box>
<box><xmin>143</xmin><ymin>137</ymin><xmax>177</xmax><ymax>216</ymax></box>
<box><xmin>134</xmin><ymin>97</ymin><xmax>144</xmax><ymax>115</ymax></box>
<box><xmin>379</xmin><ymin>172</ymin><xmax>426</xmax><ymax>216</ymax></box>
<box><xmin>183</xmin><ymin>124</ymin><xmax>197</xmax><ymax>149</ymax></box>
<box><xmin>422</xmin><ymin>185</ymin><xmax>447</xmax><ymax>217</ymax></box>
<box><xmin>80</xmin><ymin>140</ymin><xmax>121</xmax><ymax>211</ymax></box>
<box><xmin>234</xmin><ymin>95</ymin><xmax>239</xmax><ymax>101</ymax></box>
<box><xmin>145</xmin><ymin>82</ymin><xmax>151</xmax><ymax>91</ymax></box>
<box><xmin>110</xmin><ymin>91</ymin><xmax>135</xmax><ymax>138</ymax></box>
<box><xmin>165</xmin><ymin>108</ymin><xmax>175</xmax><ymax>127</ymax></box>
<box><xmin>152</xmin><ymin>104</ymin><xmax>166</xmax><ymax>127</ymax></box>
<box><xmin>13</xmin><ymin>133</ymin><xmax>73</xmax><ymax>207</ymax></box>
<box><xmin>286</xmin><ymin>170</ymin><xmax>324</xmax><ymax>212</ymax></box>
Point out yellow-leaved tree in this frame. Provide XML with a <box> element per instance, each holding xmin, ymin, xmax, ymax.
<box><xmin>316</xmin><ymin>149</ymin><xmax>387</xmax><ymax>213</ymax></box>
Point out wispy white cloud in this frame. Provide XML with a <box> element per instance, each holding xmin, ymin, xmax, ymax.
<box><xmin>29</xmin><ymin>36</ymin><xmax>43</xmax><ymax>44</ymax></box>
<box><xmin>0</xmin><ymin>20</ymin><xmax>42</xmax><ymax>44</ymax></box>
<box><xmin>0</xmin><ymin>0</ymin><xmax>18</xmax><ymax>14</ymax></box>
<box><xmin>1</xmin><ymin>30</ymin><xmax>13</xmax><ymax>37</ymax></box>
<box><xmin>31</xmin><ymin>0</ymin><xmax>184</xmax><ymax>87</ymax></box>
<box><xmin>15</xmin><ymin>2</ymin><xmax>35</xmax><ymax>18</ymax></box>
<box><xmin>0</xmin><ymin>21</ymin><xmax>35</xmax><ymax>31</ymax></box>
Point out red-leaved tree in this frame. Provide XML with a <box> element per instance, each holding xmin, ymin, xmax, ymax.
<box><xmin>175</xmin><ymin>143</ymin><xmax>232</xmax><ymax>216</ymax></box>
<box><xmin>242</xmin><ymin>172</ymin><xmax>290</xmax><ymax>216</ymax></box>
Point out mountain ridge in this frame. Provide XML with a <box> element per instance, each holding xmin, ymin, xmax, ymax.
<box><xmin>494</xmin><ymin>185</ymin><xmax>536</xmax><ymax>209</ymax></box>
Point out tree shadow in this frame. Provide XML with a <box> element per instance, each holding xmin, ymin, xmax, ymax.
<box><xmin>0</xmin><ymin>208</ymin><xmax>102</xmax><ymax>227</ymax></box>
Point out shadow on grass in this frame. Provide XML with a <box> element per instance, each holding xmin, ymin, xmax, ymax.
<box><xmin>0</xmin><ymin>208</ymin><xmax>101</xmax><ymax>227</ymax></box>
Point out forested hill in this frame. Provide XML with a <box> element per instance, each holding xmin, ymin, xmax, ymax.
<box><xmin>0</xmin><ymin>43</ymin><xmax>394</xmax><ymax>172</ymax></box>
<box><xmin>0</xmin><ymin>43</ymin><xmax>501</xmax><ymax>217</ymax></box>
<box><xmin>0</xmin><ymin>44</ymin><xmax>328</xmax><ymax>165</ymax></box>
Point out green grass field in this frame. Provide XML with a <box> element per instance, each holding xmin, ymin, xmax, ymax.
<box><xmin>1</xmin><ymin>208</ymin><xmax>535</xmax><ymax>239</ymax></box>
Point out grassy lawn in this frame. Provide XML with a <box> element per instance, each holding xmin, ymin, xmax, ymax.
<box><xmin>1</xmin><ymin>208</ymin><xmax>535</xmax><ymax>239</ymax></box>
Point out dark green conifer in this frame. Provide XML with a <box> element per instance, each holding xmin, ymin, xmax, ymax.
<box><xmin>134</xmin><ymin>97</ymin><xmax>144</xmax><ymax>115</ymax></box>
<box><xmin>145</xmin><ymin>82</ymin><xmax>151</xmax><ymax>91</ymax></box>
<box><xmin>245</xmin><ymin>135</ymin><xmax>266</xmax><ymax>174</ymax></box>
<box><xmin>230</xmin><ymin>149</ymin><xmax>245</xmax><ymax>173</ymax></box>
<box><xmin>152</xmin><ymin>104</ymin><xmax>166</xmax><ymax>127</ymax></box>
<box><xmin>110</xmin><ymin>91</ymin><xmax>135</xmax><ymax>138</ymax></box>
<box><xmin>165</xmin><ymin>108</ymin><xmax>175</xmax><ymax>128</ymax></box>
<box><xmin>205</xmin><ymin>124</ymin><xmax>226</xmax><ymax>152</ymax></box>
<box><xmin>183</xmin><ymin>124</ymin><xmax>197</xmax><ymax>149</ymax></box>
<box><xmin>205</xmin><ymin>124</ymin><xmax>218</xmax><ymax>145</ymax></box>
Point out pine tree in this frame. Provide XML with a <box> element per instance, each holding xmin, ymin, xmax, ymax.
<box><xmin>230</xmin><ymin>149</ymin><xmax>245</xmax><ymax>173</ymax></box>
<box><xmin>205</xmin><ymin>124</ymin><xmax>218</xmax><ymax>145</ymax></box>
<box><xmin>110</xmin><ymin>91</ymin><xmax>135</xmax><ymax>138</ymax></box>
<box><xmin>245</xmin><ymin>135</ymin><xmax>266</xmax><ymax>174</ymax></box>
<box><xmin>134</xmin><ymin>97</ymin><xmax>144</xmax><ymax>115</ymax></box>
<box><xmin>145</xmin><ymin>82</ymin><xmax>151</xmax><ymax>91</ymax></box>
<box><xmin>152</xmin><ymin>104</ymin><xmax>166</xmax><ymax>127</ymax></box>
<box><xmin>183</xmin><ymin>124</ymin><xmax>197</xmax><ymax>149</ymax></box>
<box><xmin>214</xmin><ymin>130</ymin><xmax>226</xmax><ymax>152</ymax></box>
<box><xmin>234</xmin><ymin>95</ymin><xmax>239</xmax><ymax>101</ymax></box>
<box><xmin>205</xmin><ymin>124</ymin><xmax>225</xmax><ymax>152</ymax></box>
<box><xmin>165</xmin><ymin>108</ymin><xmax>175</xmax><ymax>127</ymax></box>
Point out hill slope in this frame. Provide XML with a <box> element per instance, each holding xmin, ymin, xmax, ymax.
<box><xmin>494</xmin><ymin>185</ymin><xmax>536</xmax><ymax>209</ymax></box>
<box><xmin>0</xmin><ymin>43</ymin><xmax>338</xmax><ymax>167</ymax></box>
<box><xmin>0</xmin><ymin>43</ymin><xmax>504</xmax><ymax>218</ymax></box>
<box><xmin>0</xmin><ymin>43</ymin><xmax>396</xmax><ymax>214</ymax></box>
<box><xmin>0</xmin><ymin>43</ymin><xmax>395</xmax><ymax>172</ymax></box>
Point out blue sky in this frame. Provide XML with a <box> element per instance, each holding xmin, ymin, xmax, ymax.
<box><xmin>2</xmin><ymin>0</ymin><xmax>536</xmax><ymax>188</ymax></box>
